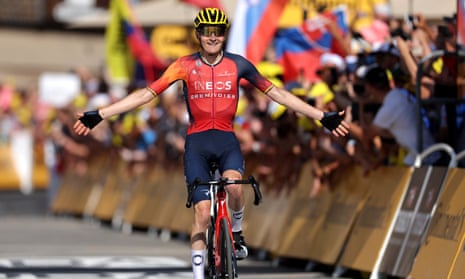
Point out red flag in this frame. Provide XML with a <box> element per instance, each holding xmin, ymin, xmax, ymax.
<box><xmin>180</xmin><ymin>0</ymin><xmax>223</xmax><ymax>9</ymax></box>
<box><xmin>123</xmin><ymin>20</ymin><xmax>166</xmax><ymax>81</ymax></box>
<box><xmin>107</xmin><ymin>0</ymin><xmax>167</xmax><ymax>83</ymax></box>
<box><xmin>227</xmin><ymin>0</ymin><xmax>289</xmax><ymax>65</ymax></box>
<box><xmin>274</xmin><ymin>7</ymin><xmax>348</xmax><ymax>82</ymax></box>
<box><xmin>458</xmin><ymin>0</ymin><xmax>465</xmax><ymax>44</ymax></box>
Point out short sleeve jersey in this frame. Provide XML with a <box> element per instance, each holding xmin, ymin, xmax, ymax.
<box><xmin>147</xmin><ymin>52</ymin><xmax>273</xmax><ymax>135</ymax></box>
<box><xmin>373</xmin><ymin>88</ymin><xmax>436</xmax><ymax>165</ymax></box>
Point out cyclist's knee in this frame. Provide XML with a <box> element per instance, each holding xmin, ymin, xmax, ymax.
<box><xmin>226</xmin><ymin>184</ymin><xmax>243</xmax><ymax>200</ymax></box>
<box><xmin>223</xmin><ymin>169</ymin><xmax>243</xmax><ymax>199</ymax></box>
<box><xmin>194</xmin><ymin>201</ymin><xmax>210</xmax><ymax>227</ymax></box>
<box><xmin>223</xmin><ymin>169</ymin><xmax>241</xmax><ymax>180</ymax></box>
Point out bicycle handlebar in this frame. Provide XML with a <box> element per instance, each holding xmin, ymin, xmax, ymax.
<box><xmin>186</xmin><ymin>176</ymin><xmax>263</xmax><ymax>208</ymax></box>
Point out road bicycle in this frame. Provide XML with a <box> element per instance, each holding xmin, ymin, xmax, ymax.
<box><xmin>186</xmin><ymin>161</ymin><xmax>262</xmax><ymax>278</ymax></box>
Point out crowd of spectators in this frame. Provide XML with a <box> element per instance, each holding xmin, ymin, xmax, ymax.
<box><xmin>1</xmin><ymin>10</ymin><xmax>465</xmax><ymax>202</ymax></box>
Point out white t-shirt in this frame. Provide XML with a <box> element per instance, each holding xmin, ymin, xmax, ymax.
<box><xmin>373</xmin><ymin>88</ymin><xmax>436</xmax><ymax>165</ymax></box>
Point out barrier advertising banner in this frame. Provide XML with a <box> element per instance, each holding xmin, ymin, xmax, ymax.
<box><xmin>339</xmin><ymin>166</ymin><xmax>412</xmax><ymax>272</ymax></box>
<box><xmin>307</xmin><ymin>166</ymin><xmax>370</xmax><ymax>265</ymax></box>
<box><xmin>379</xmin><ymin>166</ymin><xmax>449</xmax><ymax>277</ymax></box>
<box><xmin>409</xmin><ymin>168</ymin><xmax>465</xmax><ymax>279</ymax></box>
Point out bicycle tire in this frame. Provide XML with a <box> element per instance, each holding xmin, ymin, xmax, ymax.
<box><xmin>206</xmin><ymin>222</ymin><xmax>216</xmax><ymax>278</ymax></box>
<box><xmin>219</xmin><ymin>217</ymin><xmax>234</xmax><ymax>278</ymax></box>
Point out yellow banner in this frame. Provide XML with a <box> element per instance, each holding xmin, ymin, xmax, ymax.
<box><xmin>150</xmin><ymin>25</ymin><xmax>195</xmax><ymax>60</ymax></box>
<box><xmin>279</xmin><ymin>0</ymin><xmax>389</xmax><ymax>30</ymax></box>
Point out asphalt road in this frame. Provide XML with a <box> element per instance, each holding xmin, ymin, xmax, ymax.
<box><xmin>0</xmin><ymin>191</ymin><xmax>360</xmax><ymax>279</ymax></box>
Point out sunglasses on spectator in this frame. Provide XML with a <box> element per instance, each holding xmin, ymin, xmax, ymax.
<box><xmin>199</xmin><ymin>26</ymin><xmax>226</xmax><ymax>37</ymax></box>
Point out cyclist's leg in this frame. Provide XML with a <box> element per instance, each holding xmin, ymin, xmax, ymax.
<box><xmin>222</xmin><ymin>169</ymin><xmax>244</xmax><ymax>211</ymax></box>
<box><xmin>220</xmin><ymin>147</ymin><xmax>245</xmax><ymax>230</ymax></box>
<box><xmin>219</xmin><ymin>133</ymin><xmax>248</xmax><ymax>259</ymax></box>
<box><xmin>217</xmin><ymin>131</ymin><xmax>245</xmax><ymax>213</ymax></box>
<box><xmin>184</xmin><ymin>134</ymin><xmax>213</xmax><ymax>279</ymax></box>
<box><xmin>223</xmin><ymin>168</ymin><xmax>248</xmax><ymax>260</ymax></box>
<box><xmin>191</xmin><ymin>200</ymin><xmax>210</xmax><ymax>279</ymax></box>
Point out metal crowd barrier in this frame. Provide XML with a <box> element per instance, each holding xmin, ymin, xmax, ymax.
<box><xmin>415</xmin><ymin>50</ymin><xmax>465</xmax><ymax>153</ymax></box>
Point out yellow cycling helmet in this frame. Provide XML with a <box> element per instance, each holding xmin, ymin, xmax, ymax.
<box><xmin>194</xmin><ymin>8</ymin><xmax>230</xmax><ymax>29</ymax></box>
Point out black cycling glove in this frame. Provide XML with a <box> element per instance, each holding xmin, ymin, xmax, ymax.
<box><xmin>79</xmin><ymin>110</ymin><xmax>103</xmax><ymax>129</ymax></box>
<box><xmin>320</xmin><ymin>111</ymin><xmax>344</xmax><ymax>132</ymax></box>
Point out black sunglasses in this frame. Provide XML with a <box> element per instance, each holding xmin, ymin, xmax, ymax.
<box><xmin>198</xmin><ymin>26</ymin><xmax>226</xmax><ymax>37</ymax></box>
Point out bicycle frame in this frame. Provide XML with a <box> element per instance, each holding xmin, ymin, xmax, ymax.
<box><xmin>186</xmin><ymin>164</ymin><xmax>262</xmax><ymax>279</ymax></box>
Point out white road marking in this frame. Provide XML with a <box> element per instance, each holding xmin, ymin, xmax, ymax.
<box><xmin>0</xmin><ymin>256</ymin><xmax>192</xmax><ymax>278</ymax></box>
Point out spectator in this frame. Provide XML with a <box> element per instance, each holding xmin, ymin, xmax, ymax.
<box><xmin>306</xmin><ymin>53</ymin><xmax>353</xmax><ymax>196</ymax></box>
<box><xmin>349</xmin><ymin>66</ymin><xmax>439</xmax><ymax>166</ymax></box>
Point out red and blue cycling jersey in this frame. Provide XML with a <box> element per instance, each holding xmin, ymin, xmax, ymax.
<box><xmin>147</xmin><ymin>52</ymin><xmax>273</xmax><ymax>135</ymax></box>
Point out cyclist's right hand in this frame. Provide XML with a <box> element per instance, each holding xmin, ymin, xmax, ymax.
<box><xmin>73</xmin><ymin>110</ymin><xmax>103</xmax><ymax>136</ymax></box>
<box><xmin>320</xmin><ymin>110</ymin><xmax>349</xmax><ymax>137</ymax></box>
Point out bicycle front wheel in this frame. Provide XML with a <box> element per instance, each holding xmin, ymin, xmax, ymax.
<box><xmin>219</xmin><ymin>217</ymin><xmax>234</xmax><ymax>278</ymax></box>
<box><xmin>206</xmin><ymin>222</ymin><xmax>215</xmax><ymax>278</ymax></box>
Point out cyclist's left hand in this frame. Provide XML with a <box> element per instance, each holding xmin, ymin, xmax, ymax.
<box><xmin>320</xmin><ymin>111</ymin><xmax>350</xmax><ymax>137</ymax></box>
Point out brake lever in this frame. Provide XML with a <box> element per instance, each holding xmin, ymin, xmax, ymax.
<box><xmin>248</xmin><ymin>175</ymin><xmax>262</xmax><ymax>205</ymax></box>
<box><xmin>186</xmin><ymin>178</ymin><xmax>201</xmax><ymax>208</ymax></box>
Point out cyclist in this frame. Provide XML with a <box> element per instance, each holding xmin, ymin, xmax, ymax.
<box><xmin>73</xmin><ymin>7</ymin><xmax>349</xmax><ymax>279</ymax></box>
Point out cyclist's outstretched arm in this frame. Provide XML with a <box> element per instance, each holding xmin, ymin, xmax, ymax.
<box><xmin>265</xmin><ymin>86</ymin><xmax>349</xmax><ymax>137</ymax></box>
<box><xmin>73</xmin><ymin>88</ymin><xmax>157</xmax><ymax>136</ymax></box>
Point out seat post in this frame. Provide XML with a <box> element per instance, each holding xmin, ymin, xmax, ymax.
<box><xmin>209</xmin><ymin>161</ymin><xmax>220</xmax><ymax>179</ymax></box>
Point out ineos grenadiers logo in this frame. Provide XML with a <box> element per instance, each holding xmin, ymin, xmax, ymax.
<box><xmin>194</xmin><ymin>81</ymin><xmax>232</xmax><ymax>90</ymax></box>
<box><xmin>190</xmin><ymin>92</ymin><xmax>237</xmax><ymax>100</ymax></box>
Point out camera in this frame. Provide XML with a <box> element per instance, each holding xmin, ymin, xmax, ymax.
<box><xmin>406</xmin><ymin>14</ymin><xmax>418</xmax><ymax>30</ymax></box>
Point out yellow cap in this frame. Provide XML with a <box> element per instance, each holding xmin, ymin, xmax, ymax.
<box><xmin>308</xmin><ymin>82</ymin><xmax>334</xmax><ymax>104</ymax></box>
<box><xmin>267</xmin><ymin>101</ymin><xmax>287</xmax><ymax>120</ymax></box>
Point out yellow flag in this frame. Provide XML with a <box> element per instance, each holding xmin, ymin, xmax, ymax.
<box><xmin>105</xmin><ymin>0</ymin><xmax>134</xmax><ymax>84</ymax></box>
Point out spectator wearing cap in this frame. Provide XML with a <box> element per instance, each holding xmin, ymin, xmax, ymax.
<box><xmin>308</xmin><ymin>53</ymin><xmax>346</xmax><ymax>112</ymax></box>
<box><xmin>296</xmin><ymin>53</ymin><xmax>347</xmax><ymax>144</ymax></box>
<box><xmin>372</xmin><ymin>42</ymin><xmax>401</xmax><ymax>69</ymax></box>
<box><xmin>306</xmin><ymin>53</ymin><xmax>353</xmax><ymax>196</ymax></box>
<box><xmin>349</xmin><ymin>66</ymin><xmax>439</xmax><ymax>167</ymax></box>
<box><xmin>372</xmin><ymin>41</ymin><xmax>420</xmax><ymax>95</ymax></box>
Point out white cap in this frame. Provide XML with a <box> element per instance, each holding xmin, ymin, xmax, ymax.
<box><xmin>356</xmin><ymin>65</ymin><xmax>368</xmax><ymax>78</ymax></box>
<box><xmin>87</xmin><ymin>94</ymin><xmax>110</xmax><ymax>110</ymax></box>
<box><xmin>374</xmin><ymin>3</ymin><xmax>392</xmax><ymax>18</ymax></box>
<box><xmin>356</xmin><ymin>64</ymin><xmax>380</xmax><ymax>79</ymax></box>
<box><xmin>320</xmin><ymin>53</ymin><xmax>345</xmax><ymax>71</ymax></box>
<box><xmin>345</xmin><ymin>55</ymin><xmax>358</xmax><ymax>65</ymax></box>
<box><xmin>372</xmin><ymin>42</ymin><xmax>400</xmax><ymax>57</ymax></box>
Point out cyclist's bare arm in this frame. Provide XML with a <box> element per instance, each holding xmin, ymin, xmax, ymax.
<box><xmin>74</xmin><ymin>87</ymin><xmax>157</xmax><ymax>136</ymax></box>
<box><xmin>265</xmin><ymin>86</ymin><xmax>349</xmax><ymax>137</ymax></box>
<box><xmin>99</xmin><ymin>88</ymin><xmax>156</xmax><ymax>119</ymax></box>
<box><xmin>266</xmin><ymin>86</ymin><xmax>324</xmax><ymax>119</ymax></box>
